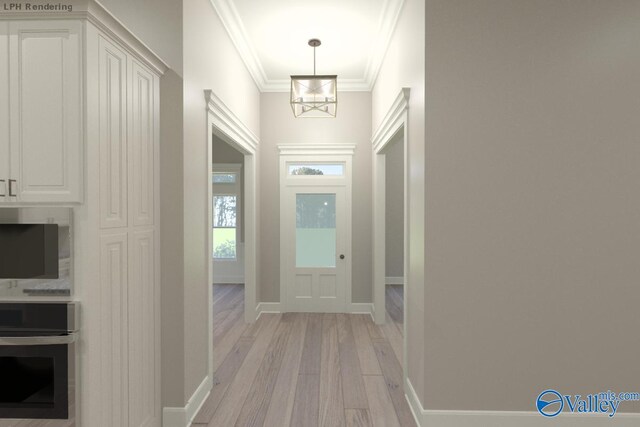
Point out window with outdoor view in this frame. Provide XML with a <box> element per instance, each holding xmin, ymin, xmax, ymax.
<box><xmin>213</xmin><ymin>195</ymin><xmax>237</xmax><ymax>259</ymax></box>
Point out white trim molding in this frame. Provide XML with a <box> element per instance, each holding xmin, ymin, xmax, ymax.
<box><xmin>372</xmin><ymin>87</ymin><xmax>411</xmax><ymax>152</ymax></box>
<box><xmin>385</xmin><ymin>276</ymin><xmax>404</xmax><ymax>285</ymax></box>
<box><xmin>205</xmin><ymin>90</ymin><xmax>259</xmax><ymax>153</ymax></box>
<box><xmin>205</xmin><ymin>90</ymin><xmax>259</xmax><ymax>392</ymax></box>
<box><xmin>277</xmin><ymin>143</ymin><xmax>357</xmax><ymax>157</ymax></box>
<box><xmin>162</xmin><ymin>376</ymin><xmax>212</xmax><ymax>427</ymax></box>
<box><xmin>256</xmin><ymin>302</ymin><xmax>282</xmax><ymax>318</ymax></box>
<box><xmin>405</xmin><ymin>379</ymin><xmax>640</xmax><ymax>427</ymax></box>
<box><xmin>0</xmin><ymin>0</ymin><xmax>169</xmax><ymax>75</ymax></box>
<box><xmin>208</xmin><ymin>0</ymin><xmax>404</xmax><ymax>92</ymax></box>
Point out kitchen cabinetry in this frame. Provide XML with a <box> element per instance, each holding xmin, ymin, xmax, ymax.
<box><xmin>2</xmin><ymin>3</ymin><xmax>166</xmax><ymax>426</ymax></box>
<box><xmin>0</xmin><ymin>22</ymin><xmax>9</xmax><ymax>201</ymax></box>
<box><xmin>0</xmin><ymin>21</ymin><xmax>82</xmax><ymax>203</ymax></box>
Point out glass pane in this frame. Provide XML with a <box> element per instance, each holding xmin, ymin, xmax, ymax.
<box><xmin>213</xmin><ymin>196</ymin><xmax>236</xmax><ymax>227</ymax></box>
<box><xmin>212</xmin><ymin>173</ymin><xmax>237</xmax><ymax>183</ymax></box>
<box><xmin>288</xmin><ymin>164</ymin><xmax>344</xmax><ymax>176</ymax></box>
<box><xmin>213</xmin><ymin>228</ymin><xmax>236</xmax><ymax>259</ymax></box>
<box><xmin>296</xmin><ymin>194</ymin><xmax>336</xmax><ymax>268</ymax></box>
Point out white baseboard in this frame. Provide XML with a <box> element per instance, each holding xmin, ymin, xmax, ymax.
<box><xmin>385</xmin><ymin>276</ymin><xmax>404</xmax><ymax>285</ymax></box>
<box><xmin>255</xmin><ymin>302</ymin><xmax>374</xmax><ymax>321</ymax></box>
<box><xmin>405</xmin><ymin>378</ymin><xmax>640</xmax><ymax>427</ymax></box>
<box><xmin>350</xmin><ymin>303</ymin><xmax>375</xmax><ymax>322</ymax></box>
<box><xmin>162</xmin><ymin>375</ymin><xmax>212</xmax><ymax>427</ymax></box>
<box><xmin>213</xmin><ymin>275</ymin><xmax>245</xmax><ymax>284</ymax></box>
<box><xmin>255</xmin><ymin>302</ymin><xmax>281</xmax><ymax>319</ymax></box>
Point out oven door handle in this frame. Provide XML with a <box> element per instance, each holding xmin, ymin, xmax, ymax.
<box><xmin>0</xmin><ymin>332</ymin><xmax>77</xmax><ymax>346</ymax></box>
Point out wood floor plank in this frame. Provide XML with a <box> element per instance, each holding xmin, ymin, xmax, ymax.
<box><xmin>192</xmin><ymin>338</ymin><xmax>254</xmax><ymax>424</ymax></box>
<box><xmin>385</xmin><ymin>287</ymin><xmax>403</xmax><ymax>324</ymax></box>
<box><xmin>350</xmin><ymin>315</ymin><xmax>382</xmax><ymax>375</ymax></box>
<box><xmin>299</xmin><ymin>313</ymin><xmax>323</xmax><ymax>374</ymax></box>
<box><xmin>212</xmin><ymin>301</ymin><xmax>248</xmax><ymax>373</ymax></box>
<box><xmin>234</xmin><ymin>318</ymin><xmax>293</xmax><ymax>426</ymax></box>
<box><xmin>319</xmin><ymin>314</ymin><xmax>346</xmax><ymax>427</ymax></box>
<box><xmin>363</xmin><ymin>376</ymin><xmax>401</xmax><ymax>427</ymax></box>
<box><xmin>345</xmin><ymin>409</ymin><xmax>373</xmax><ymax>427</ymax></box>
<box><xmin>364</xmin><ymin>315</ymin><xmax>386</xmax><ymax>341</ymax></box>
<box><xmin>207</xmin><ymin>314</ymin><xmax>281</xmax><ymax>427</ymax></box>
<box><xmin>290</xmin><ymin>374</ymin><xmax>320</xmax><ymax>427</ymax></box>
<box><xmin>372</xmin><ymin>341</ymin><xmax>417</xmax><ymax>427</ymax></box>
<box><xmin>381</xmin><ymin>312</ymin><xmax>403</xmax><ymax>364</ymax></box>
<box><xmin>212</xmin><ymin>286</ymin><xmax>244</xmax><ymax>332</ymax></box>
<box><xmin>263</xmin><ymin>313</ymin><xmax>309</xmax><ymax>427</ymax></box>
<box><xmin>336</xmin><ymin>314</ymin><xmax>368</xmax><ymax>409</ymax></box>
<box><xmin>212</xmin><ymin>283</ymin><xmax>235</xmax><ymax>305</ymax></box>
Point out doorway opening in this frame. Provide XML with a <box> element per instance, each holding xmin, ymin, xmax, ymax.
<box><xmin>382</xmin><ymin>130</ymin><xmax>405</xmax><ymax>363</ymax></box>
<box><xmin>372</xmin><ymin>88</ymin><xmax>410</xmax><ymax>385</ymax></box>
<box><xmin>205</xmin><ymin>90</ymin><xmax>258</xmax><ymax>381</ymax></box>
<box><xmin>211</xmin><ymin>139</ymin><xmax>245</xmax><ymax>373</ymax></box>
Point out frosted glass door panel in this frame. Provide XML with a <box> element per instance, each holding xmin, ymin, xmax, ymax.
<box><xmin>296</xmin><ymin>194</ymin><xmax>336</xmax><ymax>268</ymax></box>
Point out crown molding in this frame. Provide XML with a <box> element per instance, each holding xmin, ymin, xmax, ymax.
<box><xmin>209</xmin><ymin>0</ymin><xmax>269</xmax><ymax>89</ymax></box>
<box><xmin>0</xmin><ymin>0</ymin><xmax>169</xmax><ymax>75</ymax></box>
<box><xmin>209</xmin><ymin>0</ymin><xmax>405</xmax><ymax>93</ymax></box>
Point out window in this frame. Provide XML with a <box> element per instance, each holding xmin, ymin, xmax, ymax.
<box><xmin>288</xmin><ymin>163</ymin><xmax>344</xmax><ymax>176</ymax></box>
<box><xmin>213</xmin><ymin>195</ymin><xmax>237</xmax><ymax>259</ymax></box>
<box><xmin>212</xmin><ymin>173</ymin><xmax>237</xmax><ymax>183</ymax></box>
<box><xmin>212</xmin><ymin>164</ymin><xmax>241</xmax><ymax>260</ymax></box>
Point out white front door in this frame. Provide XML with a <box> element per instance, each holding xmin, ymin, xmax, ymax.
<box><xmin>283</xmin><ymin>186</ymin><xmax>348</xmax><ymax>312</ymax></box>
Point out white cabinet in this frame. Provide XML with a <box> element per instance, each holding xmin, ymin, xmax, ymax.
<box><xmin>0</xmin><ymin>22</ymin><xmax>9</xmax><ymax>201</ymax></box>
<box><xmin>0</xmin><ymin>20</ymin><xmax>83</xmax><ymax>204</ymax></box>
<box><xmin>88</xmin><ymin>26</ymin><xmax>162</xmax><ymax>427</ymax></box>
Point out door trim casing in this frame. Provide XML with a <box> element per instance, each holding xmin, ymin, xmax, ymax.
<box><xmin>278</xmin><ymin>144</ymin><xmax>355</xmax><ymax>313</ymax></box>
<box><xmin>205</xmin><ymin>90</ymin><xmax>259</xmax><ymax>384</ymax></box>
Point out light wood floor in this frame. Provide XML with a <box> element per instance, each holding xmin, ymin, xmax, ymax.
<box><xmin>192</xmin><ymin>284</ymin><xmax>413</xmax><ymax>427</ymax></box>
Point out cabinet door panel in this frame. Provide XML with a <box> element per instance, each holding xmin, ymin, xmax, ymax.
<box><xmin>128</xmin><ymin>229</ymin><xmax>158</xmax><ymax>427</ymax></box>
<box><xmin>99</xmin><ymin>232</ymin><xmax>129</xmax><ymax>427</ymax></box>
<box><xmin>8</xmin><ymin>21</ymin><xmax>82</xmax><ymax>203</ymax></box>
<box><xmin>129</xmin><ymin>60</ymin><xmax>155</xmax><ymax>226</ymax></box>
<box><xmin>99</xmin><ymin>37</ymin><xmax>128</xmax><ymax>228</ymax></box>
<box><xmin>0</xmin><ymin>22</ymin><xmax>8</xmax><ymax>201</ymax></box>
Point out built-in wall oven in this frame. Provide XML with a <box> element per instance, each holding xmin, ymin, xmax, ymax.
<box><xmin>0</xmin><ymin>303</ymin><xmax>78</xmax><ymax>427</ymax></box>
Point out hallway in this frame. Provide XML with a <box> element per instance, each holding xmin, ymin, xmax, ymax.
<box><xmin>193</xmin><ymin>284</ymin><xmax>415</xmax><ymax>426</ymax></box>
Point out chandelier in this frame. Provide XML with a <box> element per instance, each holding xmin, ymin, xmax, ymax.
<box><xmin>290</xmin><ymin>39</ymin><xmax>337</xmax><ymax>118</ymax></box>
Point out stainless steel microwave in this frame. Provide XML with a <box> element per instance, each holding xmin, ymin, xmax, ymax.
<box><xmin>0</xmin><ymin>208</ymin><xmax>72</xmax><ymax>298</ymax></box>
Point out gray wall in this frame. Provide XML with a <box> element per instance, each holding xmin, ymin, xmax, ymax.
<box><xmin>259</xmin><ymin>92</ymin><xmax>373</xmax><ymax>303</ymax></box>
<box><xmin>99</xmin><ymin>0</ymin><xmax>182</xmax><ymax>75</ymax></box>
<box><xmin>384</xmin><ymin>132</ymin><xmax>404</xmax><ymax>279</ymax></box>
<box><xmin>182</xmin><ymin>0</ymin><xmax>260</xmax><ymax>404</ymax></box>
<box><xmin>372</xmin><ymin>0</ymin><xmax>426</xmax><ymax>403</ymax></box>
<box><xmin>159</xmin><ymin>69</ymin><xmax>185</xmax><ymax>406</ymax></box>
<box><xmin>424</xmin><ymin>0</ymin><xmax>640</xmax><ymax>411</ymax></box>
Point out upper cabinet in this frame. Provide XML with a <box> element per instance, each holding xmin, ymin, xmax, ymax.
<box><xmin>1</xmin><ymin>20</ymin><xmax>83</xmax><ymax>204</ymax></box>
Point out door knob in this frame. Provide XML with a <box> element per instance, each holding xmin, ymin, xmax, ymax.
<box><xmin>339</xmin><ymin>254</ymin><xmax>345</xmax><ymax>260</ymax></box>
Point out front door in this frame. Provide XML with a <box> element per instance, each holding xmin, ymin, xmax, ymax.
<box><xmin>283</xmin><ymin>186</ymin><xmax>347</xmax><ymax>312</ymax></box>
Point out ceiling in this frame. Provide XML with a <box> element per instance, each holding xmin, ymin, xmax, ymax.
<box><xmin>210</xmin><ymin>0</ymin><xmax>405</xmax><ymax>92</ymax></box>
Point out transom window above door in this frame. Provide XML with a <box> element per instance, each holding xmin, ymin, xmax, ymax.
<box><xmin>287</xmin><ymin>163</ymin><xmax>345</xmax><ymax>176</ymax></box>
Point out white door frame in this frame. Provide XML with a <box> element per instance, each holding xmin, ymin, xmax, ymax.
<box><xmin>372</xmin><ymin>88</ymin><xmax>410</xmax><ymax>326</ymax></box>
<box><xmin>205</xmin><ymin>90</ymin><xmax>258</xmax><ymax>381</ymax></box>
<box><xmin>278</xmin><ymin>144</ymin><xmax>356</xmax><ymax>312</ymax></box>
